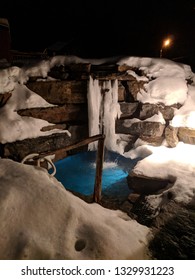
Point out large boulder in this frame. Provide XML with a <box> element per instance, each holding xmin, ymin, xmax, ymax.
<box><xmin>116</xmin><ymin>120</ymin><xmax>165</xmax><ymax>137</ymax></box>
<box><xmin>127</xmin><ymin>171</ymin><xmax>173</xmax><ymax>195</ymax></box>
<box><xmin>2</xmin><ymin>133</ymin><xmax>72</xmax><ymax>161</ymax></box>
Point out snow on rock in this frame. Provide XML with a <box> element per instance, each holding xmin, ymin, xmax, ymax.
<box><xmin>138</xmin><ymin>77</ymin><xmax>188</xmax><ymax>106</ymax></box>
<box><xmin>127</xmin><ymin>142</ymin><xmax>195</xmax><ymax>208</ymax></box>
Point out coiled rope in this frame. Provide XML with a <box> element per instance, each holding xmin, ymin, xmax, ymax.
<box><xmin>21</xmin><ymin>153</ymin><xmax>56</xmax><ymax>176</ymax></box>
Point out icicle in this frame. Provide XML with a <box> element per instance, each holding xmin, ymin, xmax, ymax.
<box><xmin>87</xmin><ymin>77</ymin><xmax>125</xmax><ymax>154</ymax></box>
<box><xmin>87</xmin><ymin>76</ymin><xmax>102</xmax><ymax>150</ymax></box>
<box><xmin>102</xmin><ymin>80</ymin><xmax>124</xmax><ymax>154</ymax></box>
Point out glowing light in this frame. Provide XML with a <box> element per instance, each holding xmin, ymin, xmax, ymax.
<box><xmin>163</xmin><ymin>39</ymin><xmax>171</xmax><ymax>47</ymax></box>
<box><xmin>160</xmin><ymin>37</ymin><xmax>172</xmax><ymax>58</ymax></box>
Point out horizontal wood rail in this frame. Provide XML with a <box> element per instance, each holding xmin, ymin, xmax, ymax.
<box><xmin>53</xmin><ymin>134</ymin><xmax>105</xmax><ymax>153</ymax></box>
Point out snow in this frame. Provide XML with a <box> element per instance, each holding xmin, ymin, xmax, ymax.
<box><xmin>1</xmin><ymin>54</ymin><xmax>195</xmax><ymax>258</ymax></box>
<box><xmin>0</xmin><ymin>158</ymin><xmax>152</xmax><ymax>259</ymax></box>
<box><xmin>138</xmin><ymin>76</ymin><xmax>188</xmax><ymax>106</ymax></box>
<box><xmin>0</xmin><ymin>66</ymin><xmax>71</xmax><ymax>143</ymax></box>
<box><xmin>171</xmin><ymin>85</ymin><xmax>195</xmax><ymax>128</ymax></box>
<box><xmin>117</xmin><ymin>56</ymin><xmax>193</xmax><ymax>80</ymax></box>
<box><xmin>125</xmin><ymin>142</ymin><xmax>195</xmax><ymax>208</ymax></box>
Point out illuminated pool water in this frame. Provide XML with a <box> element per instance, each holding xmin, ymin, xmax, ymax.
<box><xmin>51</xmin><ymin>151</ymin><xmax>140</xmax><ymax>197</ymax></box>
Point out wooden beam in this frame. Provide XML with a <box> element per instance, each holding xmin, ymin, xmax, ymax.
<box><xmin>33</xmin><ymin>134</ymin><xmax>105</xmax><ymax>159</ymax></box>
<box><xmin>93</xmin><ymin>137</ymin><xmax>105</xmax><ymax>203</ymax></box>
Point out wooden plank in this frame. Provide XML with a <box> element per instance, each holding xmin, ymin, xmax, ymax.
<box><xmin>93</xmin><ymin>137</ymin><xmax>105</xmax><ymax>203</ymax></box>
<box><xmin>47</xmin><ymin>134</ymin><xmax>105</xmax><ymax>153</ymax></box>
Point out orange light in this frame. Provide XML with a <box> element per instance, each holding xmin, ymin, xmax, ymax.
<box><xmin>163</xmin><ymin>39</ymin><xmax>171</xmax><ymax>47</ymax></box>
<box><xmin>160</xmin><ymin>37</ymin><xmax>172</xmax><ymax>58</ymax></box>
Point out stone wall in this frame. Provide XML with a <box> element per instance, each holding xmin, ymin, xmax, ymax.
<box><xmin>0</xmin><ymin>79</ymin><xmax>89</xmax><ymax>162</ymax></box>
<box><xmin>1</xmin><ymin>62</ymin><xmax>195</xmax><ymax>163</ymax></box>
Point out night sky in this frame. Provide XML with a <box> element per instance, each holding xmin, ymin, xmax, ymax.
<box><xmin>1</xmin><ymin>0</ymin><xmax>195</xmax><ymax>65</ymax></box>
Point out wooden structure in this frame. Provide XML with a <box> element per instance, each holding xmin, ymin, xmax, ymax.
<box><xmin>23</xmin><ymin>134</ymin><xmax>105</xmax><ymax>203</ymax></box>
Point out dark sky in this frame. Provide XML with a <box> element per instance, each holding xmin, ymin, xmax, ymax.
<box><xmin>1</xmin><ymin>0</ymin><xmax>195</xmax><ymax>64</ymax></box>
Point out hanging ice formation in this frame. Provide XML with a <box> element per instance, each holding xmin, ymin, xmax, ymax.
<box><xmin>87</xmin><ymin>76</ymin><xmax>124</xmax><ymax>154</ymax></box>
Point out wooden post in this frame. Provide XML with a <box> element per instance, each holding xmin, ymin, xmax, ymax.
<box><xmin>93</xmin><ymin>136</ymin><xmax>105</xmax><ymax>203</ymax></box>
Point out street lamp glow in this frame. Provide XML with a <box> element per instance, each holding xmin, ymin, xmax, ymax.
<box><xmin>160</xmin><ymin>37</ymin><xmax>172</xmax><ymax>58</ymax></box>
<box><xmin>163</xmin><ymin>39</ymin><xmax>171</xmax><ymax>47</ymax></box>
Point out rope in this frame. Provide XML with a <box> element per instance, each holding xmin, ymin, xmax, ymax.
<box><xmin>21</xmin><ymin>153</ymin><xmax>56</xmax><ymax>176</ymax></box>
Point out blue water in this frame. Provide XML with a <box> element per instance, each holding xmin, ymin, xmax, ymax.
<box><xmin>51</xmin><ymin>151</ymin><xmax>140</xmax><ymax>196</ymax></box>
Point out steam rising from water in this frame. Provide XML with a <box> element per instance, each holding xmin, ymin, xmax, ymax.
<box><xmin>91</xmin><ymin>161</ymin><xmax>118</xmax><ymax>169</ymax></box>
